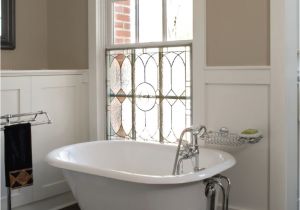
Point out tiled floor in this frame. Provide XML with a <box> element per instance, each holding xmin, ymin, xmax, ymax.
<box><xmin>60</xmin><ymin>204</ymin><xmax>81</xmax><ymax>210</ymax></box>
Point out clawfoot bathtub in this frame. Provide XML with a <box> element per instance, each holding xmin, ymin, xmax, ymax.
<box><xmin>47</xmin><ymin>140</ymin><xmax>235</xmax><ymax>210</ymax></box>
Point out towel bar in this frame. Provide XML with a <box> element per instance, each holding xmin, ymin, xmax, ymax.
<box><xmin>0</xmin><ymin>110</ymin><xmax>52</xmax><ymax>130</ymax></box>
<box><xmin>0</xmin><ymin>110</ymin><xmax>52</xmax><ymax>210</ymax></box>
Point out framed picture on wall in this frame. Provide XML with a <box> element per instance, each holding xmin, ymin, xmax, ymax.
<box><xmin>1</xmin><ymin>0</ymin><xmax>15</xmax><ymax>50</ymax></box>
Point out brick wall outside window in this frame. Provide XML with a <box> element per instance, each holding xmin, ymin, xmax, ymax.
<box><xmin>114</xmin><ymin>1</ymin><xmax>131</xmax><ymax>44</ymax></box>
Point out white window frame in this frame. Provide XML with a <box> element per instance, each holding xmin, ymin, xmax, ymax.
<box><xmin>105</xmin><ymin>0</ymin><xmax>204</xmax><ymax>142</ymax></box>
<box><xmin>88</xmin><ymin>0</ymin><xmax>205</xmax><ymax>141</ymax></box>
<box><xmin>107</xmin><ymin>0</ymin><xmax>193</xmax><ymax>48</ymax></box>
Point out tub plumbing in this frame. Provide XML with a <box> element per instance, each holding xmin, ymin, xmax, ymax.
<box><xmin>204</xmin><ymin>174</ymin><xmax>231</xmax><ymax>210</ymax></box>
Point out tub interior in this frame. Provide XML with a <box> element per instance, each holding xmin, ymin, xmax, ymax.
<box><xmin>55</xmin><ymin>141</ymin><xmax>228</xmax><ymax>176</ymax></box>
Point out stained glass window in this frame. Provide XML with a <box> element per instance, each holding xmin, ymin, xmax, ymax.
<box><xmin>106</xmin><ymin>46</ymin><xmax>191</xmax><ymax>143</ymax></box>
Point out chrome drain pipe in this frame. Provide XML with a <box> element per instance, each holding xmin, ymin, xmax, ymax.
<box><xmin>215</xmin><ymin>174</ymin><xmax>231</xmax><ymax>210</ymax></box>
<box><xmin>204</xmin><ymin>175</ymin><xmax>231</xmax><ymax>210</ymax></box>
<box><xmin>205</xmin><ymin>181</ymin><xmax>217</xmax><ymax>210</ymax></box>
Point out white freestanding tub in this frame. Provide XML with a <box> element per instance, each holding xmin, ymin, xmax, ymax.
<box><xmin>47</xmin><ymin>140</ymin><xmax>235</xmax><ymax>210</ymax></box>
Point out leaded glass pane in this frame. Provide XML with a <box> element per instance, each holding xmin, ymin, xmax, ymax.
<box><xmin>106</xmin><ymin>46</ymin><xmax>191</xmax><ymax>143</ymax></box>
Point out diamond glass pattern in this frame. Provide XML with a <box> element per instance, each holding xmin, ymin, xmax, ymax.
<box><xmin>106</xmin><ymin>46</ymin><xmax>191</xmax><ymax>142</ymax></box>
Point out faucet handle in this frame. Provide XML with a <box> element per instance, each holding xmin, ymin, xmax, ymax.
<box><xmin>179</xmin><ymin>140</ymin><xmax>195</xmax><ymax>158</ymax></box>
<box><xmin>182</xmin><ymin>139</ymin><xmax>189</xmax><ymax>147</ymax></box>
<box><xmin>191</xmin><ymin>125</ymin><xmax>207</xmax><ymax>137</ymax></box>
<box><xmin>179</xmin><ymin>140</ymin><xmax>190</xmax><ymax>153</ymax></box>
<box><xmin>190</xmin><ymin>125</ymin><xmax>202</xmax><ymax>134</ymax></box>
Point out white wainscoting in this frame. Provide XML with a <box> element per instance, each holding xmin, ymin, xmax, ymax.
<box><xmin>1</xmin><ymin>67</ymin><xmax>271</xmax><ymax>210</ymax></box>
<box><xmin>0</xmin><ymin>70</ymin><xmax>89</xmax><ymax>209</ymax></box>
<box><xmin>203</xmin><ymin>66</ymin><xmax>271</xmax><ymax>210</ymax></box>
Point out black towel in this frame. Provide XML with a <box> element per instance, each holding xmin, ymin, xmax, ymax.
<box><xmin>4</xmin><ymin>123</ymin><xmax>33</xmax><ymax>189</ymax></box>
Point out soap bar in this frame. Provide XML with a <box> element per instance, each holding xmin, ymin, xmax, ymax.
<box><xmin>241</xmin><ymin>129</ymin><xmax>258</xmax><ymax>135</ymax></box>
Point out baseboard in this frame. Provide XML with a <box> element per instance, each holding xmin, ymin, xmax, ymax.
<box><xmin>217</xmin><ymin>205</ymin><xmax>254</xmax><ymax>210</ymax></box>
<box><xmin>12</xmin><ymin>192</ymin><xmax>76</xmax><ymax>210</ymax></box>
<box><xmin>11</xmin><ymin>193</ymin><xmax>251</xmax><ymax>210</ymax></box>
<box><xmin>228</xmin><ymin>208</ymin><xmax>248</xmax><ymax>210</ymax></box>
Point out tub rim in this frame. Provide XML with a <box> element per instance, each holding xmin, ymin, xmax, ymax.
<box><xmin>46</xmin><ymin>140</ymin><xmax>236</xmax><ymax>184</ymax></box>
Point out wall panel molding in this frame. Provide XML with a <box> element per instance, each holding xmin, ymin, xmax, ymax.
<box><xmin>205</xmin><ymin>84</ymin><xmax>270</xmax><ymax>210</ymax></box>
<box><xmin>204</xmin><ymin>66</ymin><xmax>271</xmax><ymax>71</ymax></box>
<box><xmin>1</xmin><ymin>70</ymin><xmax>89</xmax><ymax>208</ymax></box>
<box><xmin>204</xmin><ymin>66</ymin><xmax>271</xmax><ymax>85</ymax></box>
<box><xmin>1</xmin><ymin>77</ymin><xmax>33</xmax><ymax>208</ymax></box>
<box><xmin>203</xmin><ymin>66</ymin><xmax>271</xmax><ymax>210</ymax></box>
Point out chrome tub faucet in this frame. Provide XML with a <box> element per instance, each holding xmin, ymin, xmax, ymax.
<box><xmin>172</xmin><ymin>125</ymin><xmax>207</xmax><ymax>175</ymax></box>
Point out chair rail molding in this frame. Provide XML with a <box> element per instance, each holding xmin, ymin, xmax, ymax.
<box><xmin>204</xmin><ymin>66</ymin><xmax>271</xmax><ymax>85</ymax></box>
<box><xmin>1</xmin><ymin>69</ymin><xmax>88</xmax><ymax>77</ymax></box>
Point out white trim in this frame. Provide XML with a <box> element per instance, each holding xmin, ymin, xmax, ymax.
<box><xmin>0</xmin><ymin>70</ymin><xmax>88</xmax><ymax>77</ymax></box>
<box><xmin>270</xmin><ymin>0</ymin><xmax>298</xmax><ymax>209</ymax></box>
<box><xmin>204</xmin><ymin>66</ymin><xmax>271</xmax><ymax>71</ymax></box>
<box><xmin>162</xmin><ymin>0</ymin><xmax>167</xmax><ymax>42</ymax></box>
<box><xmin>135</xmin><ymin>0</ymin><xmax>139</xmax><ymax>43</ymax></box>
<box><xmin>107</xmin><ymin>0</ymin><xmax>113</xmax><ymax>45</ymax></box>
<box><xmin>88</xmin><ymin>0</ymin><xmax>107</xmax><ymax>140</ymax></box>
<box><xmin>106</xmin><ymin>40</ymin><xmax>192</xmax><ymax>50</ymax></box>
<box><xmin>227</xmin><ymin>208</ymin><xmax>254</xmax><ymax>210</ymax></box>
<box><xmin>217</xmin><ymin>205</ymin><xmax>255</xmax><ymax>210</ymax></box>
<box><xmin>192</xmin><ymin>0</ymin><xmax>206</xmax><ymax>125</ymax></box>
<box><xmin>48</xmin><ymin>201</ymin><xmax>77</xmax><ymax>210</ymax></box>
<box><xmin>12</xmin><ymin>192</ymin><xmax>75</xmax><ymax>210</ymax></box>
<box><xmin>204</xmin><ymin>67</ymin><xmax>271</xmax><ymax>85</ymax></box>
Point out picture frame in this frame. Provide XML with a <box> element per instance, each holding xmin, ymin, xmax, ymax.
<box><xmin>1</xmin><ymin>0</ymin><xmax>15</xmax><ymax>50</ymax></box>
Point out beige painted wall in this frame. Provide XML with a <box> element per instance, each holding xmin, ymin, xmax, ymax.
<box><xmin>1</xmin><ymin>0</ymin><xmax>88</xmax><ymax>70</ymax></box>
<box><xmin>1</xmin><ymin>0</ymin><xmax>48</xmax><ymax>70</ymax></box>
<box><xmin>1</xmin><ymin>0</ymin><xmax>270</xmax><ymax>69</ymax></box>
<box><xmin>47</xmin><ymin>0</ymin><xmax>88</xmax><ymax>69</ymax></box>
<box><xmin>206</xmin><ymin>0</ymin><xmax>270</xmax><ymax>66</ymax></box>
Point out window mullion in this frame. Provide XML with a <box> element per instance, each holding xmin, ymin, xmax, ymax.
<box><xmin>108</xmin><ymin>0</ymin><xmax>113</xmax><ymax>46</ymax></box>
<box><xmin>162</xmin><ymin>0</ymin><xmax>167</xmax><ymax>42</ymax></box>
<box><xmin>135</xmin><ymin>0</ymin><xmax>139</xmax><ymax>43</ymax></box>
<box><xmin>159</xmin><ymin>48</ymin><xmax>164</xmax><ymax>143</ymax></box>
<box><xmin>131</xmin><ymin>49</ymin><xmax>137</xmax><ymax>139</ymax></box>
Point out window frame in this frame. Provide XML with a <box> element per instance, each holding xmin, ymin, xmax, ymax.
<box><xmin>88</xmin><ymin>0</ymin><xmax>205</xmax><ymax>142</ymax></box>
<box><xmin>107</xmin><ymin>0</ymin><xmax>193</xmax><ymax>48</ymax></box>
<box><xmin>106</xmin><ymin>0</ymin><xmax>194</xmax><ymax>142</ymax></box>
